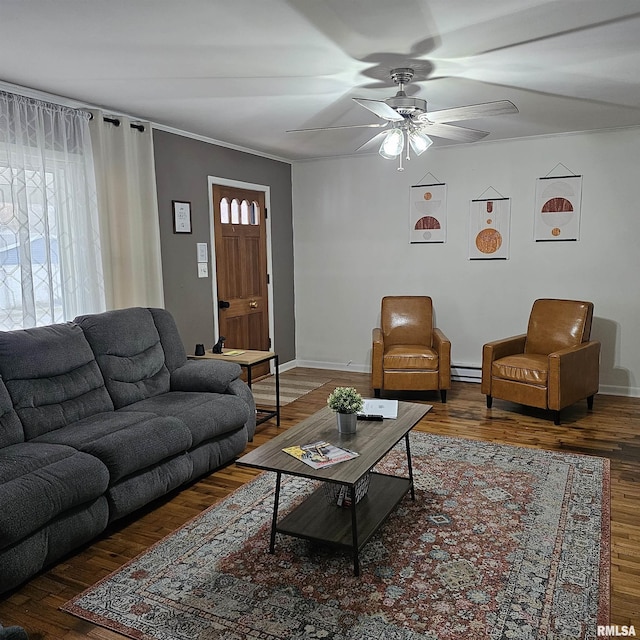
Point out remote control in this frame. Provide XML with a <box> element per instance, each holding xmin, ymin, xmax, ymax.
<box><xmin>357</xmin><ymin>414</ymin><xmax>384</xmax><ymax>421</ymax></box>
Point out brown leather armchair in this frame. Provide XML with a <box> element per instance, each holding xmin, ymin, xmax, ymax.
<box><xmin>481</xmin><ymin>298</ymin><xmax>600</xmax><ymax>424</ymax></box>
<box><xmin>372</xmin><ymin>296</ymin><xmax>451</xmax><ymax>402</ymax></box>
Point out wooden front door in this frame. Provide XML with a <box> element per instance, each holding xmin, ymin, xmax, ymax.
<box><xmin>212</xmin><ymin>184</ymin><xmax>270</xmax><ymax>375</ymax></box>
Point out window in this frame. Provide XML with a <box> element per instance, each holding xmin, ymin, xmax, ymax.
<box><xmin>219</xmin><ymin>197</ymin><xmax>260</xmax><ymax>226</ymax></box>
<box><xmin>0</xmin><ymin>91</ymin><xmax>105</xmax><ymax>330</ymax></box>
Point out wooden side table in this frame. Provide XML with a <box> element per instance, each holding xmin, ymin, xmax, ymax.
<box><xmin>188</xmin><ymin>350</ymin><xmax>280</xmax><ymax>427</ymax></box>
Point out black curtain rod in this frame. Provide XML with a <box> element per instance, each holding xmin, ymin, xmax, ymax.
<box><xmin>88</xmin><ymin>113</ymin><xmax>144</xmax><ymax>132</ymax></box>
<box><xmin>102</xmin><ymin>116</ymin><xmax>145</xmax><ymax>132</ymax></box>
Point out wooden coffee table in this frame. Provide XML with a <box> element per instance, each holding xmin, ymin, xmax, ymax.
<box><xmin>236</xmin><ymin>401</ymin><xmax>430</xmax><ymax>575</ymax></box>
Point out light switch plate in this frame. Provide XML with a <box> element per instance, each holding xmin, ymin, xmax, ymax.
<box><xmin>197</xmin><ymin>262</ymin><xmax>208</xmax><ymax>278</ymax></box>
<box><xmin>196</xmin><ymin>242</ymin><xmax>208</xmax><ymax>263</ymax></box>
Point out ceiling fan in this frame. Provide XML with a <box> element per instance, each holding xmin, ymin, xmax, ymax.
<box><xmin>289</xmin><ymin>67</ymin><xmax>518</xmax><ymax>170</ymax></box>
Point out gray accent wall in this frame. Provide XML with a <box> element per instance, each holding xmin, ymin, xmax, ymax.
<box><xmin>153</xmin><ymin>129</ymin><xmax>295</xmax><ymax>364</ymax></box>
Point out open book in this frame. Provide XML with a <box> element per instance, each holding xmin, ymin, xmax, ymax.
<box><xmin>283</xmin><ymin>441</ymin><xmax>359</xmax><ymax>469</ymax></box>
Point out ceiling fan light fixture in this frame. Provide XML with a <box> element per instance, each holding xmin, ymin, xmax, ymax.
<box><xmin>379</xmin><ymin>128</ymin><xmax>404</xmax><ymax>159</ymax></box>
<box><xmin>408</xmin><ymin>130</ymin><xmax>433</xmax><ymax>155</ymax></box>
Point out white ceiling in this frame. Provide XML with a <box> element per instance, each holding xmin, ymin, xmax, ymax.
<box><xmin>2</xmin><ymin>0</ymin><xmax>640</xmax><ymax>161</ymax></box>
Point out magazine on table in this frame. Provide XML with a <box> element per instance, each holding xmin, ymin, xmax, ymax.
<box><xmin>282</xmin><ymin>441</ymin><xmax>359</xmax><ymax>469</ymax></box>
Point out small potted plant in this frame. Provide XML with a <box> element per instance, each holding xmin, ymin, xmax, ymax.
<box><xmin>327</xmin><ymin>387</ymin><xmax>364</xmax><ymax>434</ymax></box>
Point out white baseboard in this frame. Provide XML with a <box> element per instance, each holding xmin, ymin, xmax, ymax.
<box><xmin>598</xmin><ymin>384</ymin><xmax>640</xmax><ymax>397</ymax></box>
<box><xmin>280</xmin><ymin>359</ymin><xmax>640</xmax><ymax>397</ymax></box>
<box><xmin>277</xmin><ymin>359</ymin><xmax>299</xmax><ymax>373</ymax></box>
<box><xmin>293</xmin><ymin>359</ymin><xmax>370</xmax><ymax>373</ymax></box>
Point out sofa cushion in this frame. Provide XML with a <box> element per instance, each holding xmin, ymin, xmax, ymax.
<box><xmin>492</xmin><ymin>354</ymin><xmax>549</xmax><ymax>386</ymax></box>
<box><xmin>107</xmin><ymin>454</ymin><xmax>193</xmax><ymax>522</ymax></box>
<box><xmin>122</xmin><ymin>392</ymin><xmax>249</xmax><ymax>448</ymax></box>
<box><xmin>0</xmin><ymin>442</ymin><xmax>109</xmax><ymax>549</ymax></box>
<box><xmin>75</xmin><ymin>307</ymin><xmax>171</xmax><ymax>409</ymax></box>
<box><xmin>383</xmin><ymin>345</ymin><xmax>439</xmax><ymax>371</ymax></box>
<box><xmin>0</xmin><ymin>496</ymin><xmax>108</xmax><ymax>594</ymax></box>
<box><xmin>0</xmin><ymin>376</ymin><xmax>23</xmax><ymax>447</ymax></box>
<box><xmin>32</xmin><ymin>411</ymin><xmax>193</xmax><ymax>484</ymax></box>
<box><xmin>0</xmin><ymin>323</ymin><xmax>114</xmax><ymax>439</ymax></box>
<box><xmin>524</xmin><ymin>299</ymin><xmax>593</xmax><ymax>355</ymax></box>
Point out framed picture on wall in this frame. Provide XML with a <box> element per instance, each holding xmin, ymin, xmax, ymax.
<box><xmin>409</xmin><ymin>183</ymin><xmax>447</xmax><ymax>243</ymax></box>
<box><xmin>534</xmin><ymin>175</ymin><xmax>582</xmax><ymax>241</ymax></box>
<box><xmin>172</xmin><ymin>200</ymin><xmax>192</xmax><ymax>234</ymax></box>
<box><xmin>468</xmin><ymin>197</ymin><xmax>511</xmax><ymax>259</ymax></box>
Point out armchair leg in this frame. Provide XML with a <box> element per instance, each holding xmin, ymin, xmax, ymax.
<box><xmin>554</xmin><ymin>410</ymin><xmax>561</xmax><ymax>425</ymax></box>
<box><xmin>587</xmin><ymin>395</ymin><xmax>594</xmax><ymax>410</ymax></box>
<box><xmin>440</xmin><ymin>390</ymin><xmax>447</xmax><ymax>403</ymax></box>
<box><xmin>486</xmin><ymin>395</ymin><xmax>492</xmax><ymax>409</ymax></box>
<box><xmin>374</xmin><ymin>388</ymin><xmax>380</xmax><ymax>398</ymax></box>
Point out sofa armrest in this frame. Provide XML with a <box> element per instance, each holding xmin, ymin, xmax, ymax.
<box><xmin>228</xmin><ymin>378</ymin><xmax>257</xmax><ymax>440</ymax></box>
<box><xmin>433</xmin><ymin>328</ymin><xmax>451</xmax><ymax>390</ymax></box>
<box><xmin>548</xmin><ymin>340</ymin><xmax>600</xmax><ymax>410</ymax></box>
<box><xmin>371</xmin><ymin>327</ymin><xmax>384</xmax><ymax>390</ymax></box>
<box><xmin>170</xmin><ymin>359</ymin><xmax>242</xmax><ymax>393</ymax></box>
<box><xmin>481</xmin><ymin>334</ymin><xmax>527</xmax><ymax>395</ymax></box>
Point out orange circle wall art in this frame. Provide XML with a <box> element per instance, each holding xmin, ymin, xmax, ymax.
<box><xmin>475</xmin><ymin>228</ymin><xmax>502</xmax><ymax>254</ymax></box>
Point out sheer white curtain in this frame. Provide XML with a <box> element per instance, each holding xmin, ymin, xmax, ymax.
<box><xmin>89</xmin><ymin>111</ymin><xmax>164</xmax><ymax>310</ymax></box>
<box><xmin>0</xmin><ymin>91</ymin><xmax>105</xmax><ymax>330</ymax></box>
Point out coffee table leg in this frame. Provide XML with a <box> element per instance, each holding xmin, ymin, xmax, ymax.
<box><xmin>274</xmin><ymin>355</ymin><xmax>280</xmax><ymax>426</ymax></box>
<box><xmin>350</xmin><ymin>485</ymin><xmax>360</xmax><ymax>576</ymax></box>
<box><xmin>405</xmin><ymin>434</ymin><xmax>415</xmax><ymax>500</ymax></box>
<box><xmin>269</xmin><ymin>472</ymin><xmax>282</xmax><ymax>553</ymax></box>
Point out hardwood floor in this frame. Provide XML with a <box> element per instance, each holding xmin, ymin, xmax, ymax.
<box><xmin>1</xmin><ymin>368</ymin><xmax>638</xmax><ymax>638</ymax></box>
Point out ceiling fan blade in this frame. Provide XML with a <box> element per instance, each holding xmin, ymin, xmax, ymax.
<box><xmin>419</xmin><ymin>100</ymin><xmax>518</xmax><ymax>124</ymax></box>
<box><xmin>353</xmin><ymin>98</ymin><xmax>404</xmax><ymax>122</ymax></box>
<box><xmin>420</xmin><ymin>122</ymin><xmax>489</xmax><ymax>143</ymax></box>
<box><xmin>355</xmin><ymin>130</ymin><xmax>389</xmax><ymax>153</ymax></box>
<box><xmin>287</xmin><ymin>122</ymin><xmax>388</xmax><ymax>133</ymax></box>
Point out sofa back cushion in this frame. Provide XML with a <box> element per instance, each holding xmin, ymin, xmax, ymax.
<box><xmin>524</xmin><ymin>299</ymin><xmax>593</xmax><ymax>355</ymax></box>
<box><xmin>381</xmin><ymin>296</ymin><xmax>433</xmax><ymax>348</ymax></box>
<box><xmin>0</xmin><ymin>376</ymin><xmax>24</xmax><ymax>447</ymax></box>
<box><xmin>75</xmin><ymin>307</ymin><xmax>170</xmax><ymax>409</ymax></box>
<box><xmin>148</xmin><ymin>307</ymin><xmax>188</xmax><ymax>373</ymax></box>
<box><xmin>0</xmin><ymin>323</ymin><xmax>113</xmax><ymax>440</ymax></box>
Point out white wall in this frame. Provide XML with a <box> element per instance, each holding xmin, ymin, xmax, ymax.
<box><xmin>292</xmin><ymin>127</ymin><xmax>640</xmax><ymax>396</ymax></box>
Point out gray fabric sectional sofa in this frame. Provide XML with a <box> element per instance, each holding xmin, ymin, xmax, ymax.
<box><xmin>0</xmin><ymin>307</ymin><xmax>255</xmax><ymax>594</ymax></box>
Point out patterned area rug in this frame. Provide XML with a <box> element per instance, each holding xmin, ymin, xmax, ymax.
<box><xmin>62</xmin><ymin>434</ymin><xmax>610</xmax><ymax>640</ymax></box>
<box><xmin>251</xmin><ymin>372</ymin><xmax>332</xmax><ymax>406</ymax></box>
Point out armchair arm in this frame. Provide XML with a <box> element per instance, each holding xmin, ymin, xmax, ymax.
<box><xmin>481</xmin><ymin>334</ymin><xmax>527</xmax><ymax>395</ymax></box>
<box><xmin>433</xmin><ymin>327</ymin><xmax>451</xmax><ymax>390</ymax></box>
<box><xmin>371</xmin><ymin>327</ymin><xmax>384</xmax><ymax>390</ymax></box>
<box><xmin>171</xmin><ymin>359</ymin><xmax>242</xmax><ymax>393</ymax></box>
<box><xmin>547</xmin><ymin>340</ymin><xmax>600</xmax><ymax>411</ymax></box>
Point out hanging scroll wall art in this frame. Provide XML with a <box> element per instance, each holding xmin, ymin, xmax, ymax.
<box><xmin>534</xmin><ymin>174</ymin><xmax>582</xmax><ymax>241</ymax></box>
<box><xmin>468</xmin><ymin>197</ymin><xmax>511</xmax><ymax>259</ymax></box>
<box><xmin>409</xmin><ymin>182</ymin><xmax>447</xmax><ymax>243</ymax></box>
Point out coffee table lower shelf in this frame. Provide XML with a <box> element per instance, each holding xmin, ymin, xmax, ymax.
<box><xmin>272</xmin><ymin>472</ymin><xmax>412</xmax><ymax>576</ymax></box>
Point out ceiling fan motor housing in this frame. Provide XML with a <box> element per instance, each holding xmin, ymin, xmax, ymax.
<box><xmin>385</xmin><ymin>94</ymin><xmax>427</xmax><ymax>117</ymax></box>
<box><xmin>387</xmin><ymin>67</ymin><xmax>427</xmax><ymax>116</ymax></box>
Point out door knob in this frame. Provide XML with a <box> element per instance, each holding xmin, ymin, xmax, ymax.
<box><xmin>218</xmin><ymin>300</ymin><xmax>230</xmax><ymax>309</ymax></box>
<box><xmin>249</xmin><ymin>300</ymin><xmax>258</xmax><ymax>309</ymax></box>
